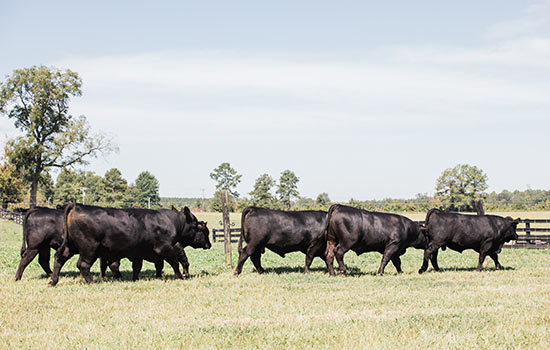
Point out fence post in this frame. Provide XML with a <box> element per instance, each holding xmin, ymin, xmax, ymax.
<box><xmin>476</xmin><ymin>199</ymin><xmax>485</xmax><ymax>215</ymax></box>
<box><xmin>525</xmin><ymin>221</ymin><xmax>531</xmax><ymax>236</ymax></box>
<box><xmin>221</xmin><ymin>190</ymin><xmax>232</xmax><ymax>269</ymax></box>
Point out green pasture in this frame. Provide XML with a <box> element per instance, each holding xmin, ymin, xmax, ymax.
<box><xmin>1</xmin><ymin>215</ymin><xmax>549</xmax><ymax>349</ymax></box>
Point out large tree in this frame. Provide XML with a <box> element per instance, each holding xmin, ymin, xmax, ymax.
<box><xmin>0</xmin><ymin>66</ymin><xmax>115</xmax><ymax>207</ymax></box>
<box><xmin>435</xmin><ymin>164</ymin><xmax>488</xmax><ymax>211</ymax></box>
<box><xmin>276</xmin><ymin>170</ymin><xmax>300</xmax><ymax>209</ymax></box>
<box><xmin>135</xmin><ymin>171</ymin><xmax>160</xmax><ymax>208</ymax></box>
<box><xmin>209</xmin><ymin>162</ymin><xmax>242</xmax><ymax>197</ymax></box>
<box><xmin>249</xmin><ymin>174</ymin><xmax>276</xmax><ymax>208</ymax></box>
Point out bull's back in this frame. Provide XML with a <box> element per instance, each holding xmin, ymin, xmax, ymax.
<box><xmin>429</xmin><ymin>212</ymin><xmax>492</xmax><ymax>247</ymax></box>
<box><xmin>245</xmin><ymin>208</ymin><xmax>326</xmax><ymax>246</ymax></box>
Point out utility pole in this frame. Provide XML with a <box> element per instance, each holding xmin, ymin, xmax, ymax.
<box><xmin>201</xmin><ymin>188</ymin><xmax>205</xmax><ymax>210</ymax></box>
<box><xmin>148</xmin><ymin>197</ymin><xmax>151</xmax><ymax>209</ymax></box>
<box><xmin>221</xmin><ymin>190</ymin><xmax>232</xmax><ymax>269</ymax></box>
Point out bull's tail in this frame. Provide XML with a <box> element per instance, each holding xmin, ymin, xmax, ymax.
<box><xmin>325</xmin><ymin>204</ymin><xmax>339</xmax><ymax>244</ymax></box>
<box><xmin>60</xmin><ymin>203</ymin><xmax>76</xmax><ymax>253</ymax></box>
<box><xmin>238</xmin><ymin>207</ymin><xmax>253</xmax><ymax>254</ymax></box>
<box><xmin>424</xmin><ymin>208</ymin><xmax>440</xmax><ymax>227</ymax></box>
<box><xmin>20</xmin><ymin>209</ymin><xmax>34</xmax><ymax>256</ymax></box>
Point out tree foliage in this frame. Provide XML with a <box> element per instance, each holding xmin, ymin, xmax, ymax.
<box><xmin>276</xmin><ymin>170</ymin><xmax>300</xmax><ymax>209</ymax></box>
<box><xmin>209</xmin><ymin>190</ymin><xmax>237</xmax><ymax>212</ymax></box>
<box><xmin>102</xmin><ymin>168</ymin><xmax>128</xmax><ymax>206</ymax></box>
<box><xmin>435</xmin><ymin>164</ymin><xmax>488</xmax><ymax>211</ymax></box>
<box><xmin>0</xmin><ymin>66</ymin><xmax>115</xmax><ymax>207</ymax></box>
<box><xmin>135</xmin><ymin>171</ymin><xmax>160</xmax><ymax>208</ymax></box>
<box><xmin>0</xmin><ymin>153</ymin><xmax>25</xmax><ymax>208</ymax></box>
<box><xmin>209</xmin><ymin>162</ymin><xmax>242</xmax><ymax>198</ymax></box>
<box><xmin>249</xmin><ymin>174</ymin><xmax>276</xmax><ymax>208</ymax></box>
<box><xmin>315</xmin><ymin>192</ymin><xmax>331</xmax><ymax>210</ymax></box>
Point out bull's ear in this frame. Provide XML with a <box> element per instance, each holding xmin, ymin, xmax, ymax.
<box><xmin>182</xmin><ymin>206</ymin><xmax>192</xmax><ymax>223</ymax></box>
<box><xmin>513</xmin><ymin>218</ymin><xmax>521</xmax><ymax>226</ymax></box>
<box><xmin>171</xmin><ymin>205</ymin><xmax>177</xmax><ymax>211</ymax></box>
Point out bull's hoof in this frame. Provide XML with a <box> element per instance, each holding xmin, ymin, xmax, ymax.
<box><xmin>418</xmin><ymin>269</ymin><xmax>426</xmax><ymax>274</ymax></box>
<box><xmin>233</xmin><ymin>270</ymin><xmax>240</xmax><ymax>277</ymax></box>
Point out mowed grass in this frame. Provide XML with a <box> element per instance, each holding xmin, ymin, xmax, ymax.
<box><xmin>1</xmin><ymin>217</ymin><xmax>550</xmax><ymax>349</ymax></box>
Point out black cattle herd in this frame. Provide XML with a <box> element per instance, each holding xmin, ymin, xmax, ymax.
<box><xmin>13</xmin><ymin>203</ymin><xmax>520</xmax><ymax>285</ymax></box>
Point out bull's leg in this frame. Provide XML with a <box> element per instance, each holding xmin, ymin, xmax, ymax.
<box><xmin>15</xmin><ymin>248</ymin><xmax>39</xmax><ymax>281</ymax></box>
<box><xmin>234</xmin><ymin>242</ymin><xmax>259</xmax><ymax>276</ymax></box>
<box><xmin>38</xmin><ymin>247</ymin><xmax>52</xmax><ymax>276</ymax></box>
<box><xmin>109</xmin><ymin>260</ymin><xmax>122</xmax><ymax>279</ymax></box>
<box><xmin>419</xmin><ymin>244</ymin><xmax>439</xmax><ymax>274</ymax></box>
<box><xmin>489</xmin><ymin>253</ymin><xmax>502</xmax><ymax>270</ymax></box>
<box><xmin>76</xmin><ymin>255</ymin><xmax>97</xmax><ymax>284</ymax></box>
<box><xmin>334</xmin><ymin>245</ymin><xmax>347</xmax><ymax>276</ymax></box>
<box><xmin>49</xmin><ymin>246</ymin><xmax>73</xmax><ymax>286</ymax></box>
<box><xmin>132</xmin><ymin>259</ymin><xmax>143</xmax><ymax>281</ymax></box>
<box><xmin>250</xmin><ymin>251</ymin><xmax>265</xmax><ymax>274</ymax></box>
<box><xmin>325</xmin><ymin>240</ymin><xmax>337</xmax><ymax>276</ymax></box>
<box><xmin>156</xmin><ymin>245</ymin><xmax>183</xmax><ymax>279</ymax></box>
<box><xmin>477</xmin><ymin>253</ymin><xmax>487</xmax><ymax>271</ymax></box>
<box><xmin>176</xmin><ymin>248</ymin><xmax>189</xmax><ymax>278</ymax></box>
<box><xmin>304</xmin><ymin>245</ymin><xmax>319</xmax><ymax>273</ymax></box>
<box><xmin>155</xmin><ymin>260</ymin><xmax>164</xmax><ymax>278</ymax></box>
<box><xmin>430</xmin><ymin>249</ymin><xmax>440</xmax><ymax>271</ymax></box>
<box><xmin>391</xmin><ymin>256</ymin><xmax>403</xmax><ymax>274</ymax></box>
<box><xmin>100</xmin><ymin>257</ymin><xmax>107</xmax><ymax>278</ymax></box>
<box><xmin>377</xmin><ymin>244</ymin><xmax>401</xmax><ymax>276</ymax></box>
<box><xmin>234</xmin><ymin>250</ymin><xmax>250</xmax><ymax>276</ymax></box>
<box><xmin>304</xmin><ymin>254</ymin><xmax>314</xmax><ymax>273</ymax></box>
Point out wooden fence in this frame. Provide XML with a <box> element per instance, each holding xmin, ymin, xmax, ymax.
<box><xmin>505</xmin><ymin>219</ymin><xmax>550</xmax><ymax>249</ymax></box>
<box><xmin>213</xmin><ymin>219</ymin><xmax>550</xmax><ymax>249</ymax></box>
<box><xmin>212</xmin><ymin>228</ymin><xmax>241</xmax><ymax>243</ymax></box>
<box><xmin>0</xmin><ymin>208</ymin><xmax>24</xmax><ymax>225</ymax></box>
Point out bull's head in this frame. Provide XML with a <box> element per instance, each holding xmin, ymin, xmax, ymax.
<box><xmin>179</xmin><ymin>207</ymin><xmax>211</xmax><ymax>249</ymax></box>
<box><xmin>502</xmin><ymin>217</ymin><xmax>520</xmax><ymax>242</ymax></box>
<box><xmin>191</xmin><ymin>220</ymin><xmax>211</xmax><ymax>250</ymax></box>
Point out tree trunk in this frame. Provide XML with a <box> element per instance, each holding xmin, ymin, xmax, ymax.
<box><xmin>29</xmin><ymin>177</ymin><xmax>39</xmax><ymax>208</ymax></box>
<box><xmin>2</xmin><ymin>200</ymin><xmax>7</xmax><ymax>209</ymax></box>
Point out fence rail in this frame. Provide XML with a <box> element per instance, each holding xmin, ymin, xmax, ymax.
<box><xmin>212</xmin><ymin>228</ymin><xmax>241</xmax><ymax>243</ymax></box>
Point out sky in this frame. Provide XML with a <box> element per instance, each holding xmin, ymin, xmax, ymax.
<box><xmin>1</xmin><ymin>1</ymin><xmax>549</xmax><ymax>201</ymax></box>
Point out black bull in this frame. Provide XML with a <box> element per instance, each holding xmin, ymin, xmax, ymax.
<box><xmin>49</xmin><ymin>204</ymin><xmax>210</xmax><ymax>286</ymax></box>
<box><xmin>234</xmin><ymin>207</ymin><xmax>328</xmax><ymax>275</ymax></box>
<box><xmin>325</xmin><ymin>204</ymin><xmax>425</xmax><ymax>276</ymax></box>
<box><xmin>418</xmin><ymin>209</ymin><xmax>520</xmax><ymax>273</ymax></box>
<box><xmin>15</xmin><ymin>207</ymin><xmax>121</xmax><ymax>281</ymax></box>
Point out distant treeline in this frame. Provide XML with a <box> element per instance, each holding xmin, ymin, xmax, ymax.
<box><xmin>160</xmin><ymin>188</ymin><xmax>550</xmax><ymax>213</ymax></box>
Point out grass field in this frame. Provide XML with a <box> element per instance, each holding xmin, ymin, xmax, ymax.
<box><xmin>1</xmin><ymin>214</ymin><xmax>550</xmax><ymax>349</ymax></box>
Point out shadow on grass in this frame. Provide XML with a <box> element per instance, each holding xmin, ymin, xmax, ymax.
<box><xmin>424</xmin><ymin>265</ymin><xmax>516</xmax><ymax>273</ymax></box>
<box><xmin>262</xmin><ymin>265</ymin><xmax>369</xmax><ymax>276</ymax></box>
<box><xmin>55</xmin><ymin>268</ymin><xmax>212</xmax><ymax>283</ymax></box>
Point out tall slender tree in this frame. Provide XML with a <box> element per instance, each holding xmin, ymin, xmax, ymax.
<box><xmin>276</xmin><ymin>170</ymin><xmax>300</xmax><ymax>209</ymax></box>
<box><xmin>249</xmin><ymin>174</ymin><xmax>276</xmax><ymax>207</ymax></box>
<box><xmin>135</xmin><ymin>171</ymin><xmax>160</xmax><ymax>208</ymax></box>
<box><xmin>209</xmin><ymin>162</ymin><xmax>242</xmax><ymax>197</ymax></box>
